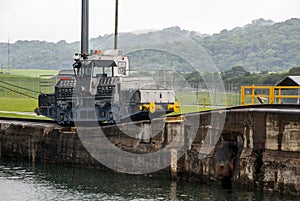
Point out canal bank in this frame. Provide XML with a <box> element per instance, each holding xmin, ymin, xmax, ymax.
<box><xmin>0</xmin><ymin>105</ymin><xmax>300</xmax><ymax>196</ymax></box>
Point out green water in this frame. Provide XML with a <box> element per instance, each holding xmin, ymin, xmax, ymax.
<box><xmin>0</xmin><ymin>160</ymin><xmax>297</xmax><ymax>201</ymax></box>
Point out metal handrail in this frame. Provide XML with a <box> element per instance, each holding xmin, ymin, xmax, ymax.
<box><xmin>240</xmin><ymin>85</ymin><xmax>300</xmax><ymax>105</ymax></box>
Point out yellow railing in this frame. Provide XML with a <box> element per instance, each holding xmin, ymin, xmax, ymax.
<box><xmin>240</xmin><ymin>85</ymin><xmax>300</xmax><ymax>106</ymax></box>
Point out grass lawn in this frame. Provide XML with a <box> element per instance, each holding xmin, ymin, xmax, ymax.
<box><xmin>176</xmin><ymin>91</ymin><xmax>240</xmax><ymax>107</ymax></box>
<box><xmin>0</xmin><ymin>70</ymin><xmax>57</xmax><ymax>119</ymax></box>
<box><xmin>0</xmin><ymin>97</ymin><xmax>38</xmax><ymax>112</ymax></box>
<box><xmin>9</xmin><ymin>69</ymin><xmax>59</xmax><ymax>78</ymax></box>
<box><xmin>0</xmin><ymin>70</ymin><xmax>57</xmax><ymax>97</ymax></box>
<box><xmin>0</xmin><ymin>97</ymin><xmax>50</xmax><ymax>119</ymax></box>
<box><xmin>0</xmin><ymin>112</ymin><xmax>50</xmax><ymax>120</ymax></box>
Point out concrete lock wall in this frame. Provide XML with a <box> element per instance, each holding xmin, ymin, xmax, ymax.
<box><xmin>0</xmin><ymin>106</ymin><xmax>300</xmax><ymax>195</ymax></box>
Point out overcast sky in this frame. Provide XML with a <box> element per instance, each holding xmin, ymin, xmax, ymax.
<box><xmin>1</xmin><ymin>0</ymin><xmax>300</xmax><ymax>43</ymax></box>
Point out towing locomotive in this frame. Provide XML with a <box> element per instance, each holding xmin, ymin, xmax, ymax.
<box><xmin>34</xmin><ymin>0</ymin><xmax>179</xmax><ymax>124</ymax></box>
<box><xmin>35</xmin><ymin>49</ymin><xmax>179</xmax><ymax>124</ymax></box>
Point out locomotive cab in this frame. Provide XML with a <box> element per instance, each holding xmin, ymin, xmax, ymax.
<box><xmin>73</xmin><ymin>50</ymin><xmax>129</xmax><ymax>95</ymax></box>
<box><xmin>74</xmin><ymin>49</ymin><xmax>129</xmax><ymax>78</ymax></box>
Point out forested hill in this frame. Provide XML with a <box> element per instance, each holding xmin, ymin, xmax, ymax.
<box><xmin>198</xmin><ymin>18</ymin><xmax>300</xmax><ymax>72</ymax></box>
<box><xmin>0</xmin><ymin>18</ymin><xmax>300</xmax><ymax>72</ymax></box>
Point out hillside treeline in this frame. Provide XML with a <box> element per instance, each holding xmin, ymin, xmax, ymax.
<box><xmin>0</xmin><ymin>18</ymin><xmax>300</xmax><ymax>73</ymax></box>
<box><xmin>183</xmin><ymin>66</ymin><xmax>300</xmax><ymax>91</ymax></box>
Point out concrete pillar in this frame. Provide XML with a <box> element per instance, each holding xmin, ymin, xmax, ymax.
<box><xmin>170</xmin><ymin>180</ymin><xmax>177</xmax><ymax>200</ymax></box>
<box><xmin>184</xmin><ymin>125</ymin><xmax>192</xmax><ymax>150</ymax></box>
<box><xmin>170</xmin><ymin>149</ymin><xmax>177</xmax><ymax>180</ymax></box>
<box><xmin>141</xmin><ymin>123</ymin><xmax>151</xmax><ymax>143</ymax></box>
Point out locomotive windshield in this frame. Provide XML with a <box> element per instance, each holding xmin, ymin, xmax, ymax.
<box><xmin>92</xmin><ymin>60</ymin><xmax>117</xmax><ymax>78</ymax></box>
<box><xmin>76</xmin><ymin>60</ymin><xmax>117</xmax><ymax>78</ymax></box>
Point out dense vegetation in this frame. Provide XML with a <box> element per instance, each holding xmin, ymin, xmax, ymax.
<box><xmin>183</xmin><ymin>66</ymin><xmax>300</xmax><ymax>91</ymax></box>
<box><xmin>1</xmin><ymin>18</ymin><xmax>300</xmax><ymax>73</ymax></box>
<box><xmin>197</xmin><ymin>18</ymin><xmax>300</xmax><ymax>72</ymax></box>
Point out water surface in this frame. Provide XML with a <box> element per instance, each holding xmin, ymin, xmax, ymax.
<box><xmin>0</xmin><ymin>160</ymin><xmax>296</xmax><ymax>201</ymax></box>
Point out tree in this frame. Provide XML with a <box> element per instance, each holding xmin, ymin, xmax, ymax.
<box><xmin>221</xmin><ymin>66</ymin><xmax>248</xmax><ymax>81</ymax></box>
<box><xmin>288</xmin><ymin>67</ymin><xmax>300</xmax><ymax>75</ymax></box>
